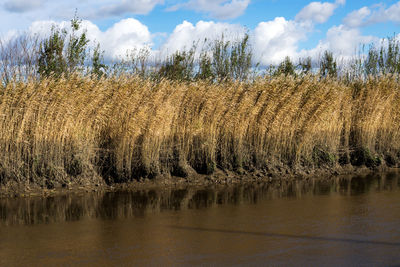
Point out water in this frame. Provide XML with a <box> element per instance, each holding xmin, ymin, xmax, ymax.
<box><xmin>1</xmin><ymin>172</ymin><xmax>400</xmax><ymax>266</ymax></box>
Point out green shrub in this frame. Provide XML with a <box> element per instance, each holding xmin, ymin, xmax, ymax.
<box><xmin>320</xmin><ymin>51</ymin><xmax>337</xmax><ymax>78</ymax></box>
<box><xmin>38</xmin><ymin>12</ymin><xmax>89</xmax><ymax>78</ymax></box>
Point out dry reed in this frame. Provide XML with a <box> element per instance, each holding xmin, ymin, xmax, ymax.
<box><xmin>0</xmin><ymin>74</ymin><xmax>399</xmax><ymax>186</ymax></box>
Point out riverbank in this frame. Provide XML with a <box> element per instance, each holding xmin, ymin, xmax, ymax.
<box><xmin>0</xmin><ymin>163</ymin><xmax>394</xmax><ymax>198</ymax></box>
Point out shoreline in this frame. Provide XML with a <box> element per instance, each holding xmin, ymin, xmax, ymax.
<box><xmin>0</xmin><ymin>164</ymin><xmax>394</xmax><ymax>199</ymax></box>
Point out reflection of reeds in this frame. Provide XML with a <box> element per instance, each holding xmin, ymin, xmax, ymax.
<box><xmin>0</xmin><ymin>75</ymin><xmax>399</xmax><ymax>186</ymax></box>
<box><xmin>0</xmin><ymin>172</ymin><xmax>397</xmax><ymax>226</ymax></box>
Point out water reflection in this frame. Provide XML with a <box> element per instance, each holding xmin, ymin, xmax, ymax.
<box><xmin>1</xmin><ymin>172</ymin><xmax>399</xmax><ymax>226</ymax></box>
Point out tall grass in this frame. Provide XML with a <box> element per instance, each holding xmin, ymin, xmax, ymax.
<box><xmin>0</xmin><ymin>74</ymin><xmax>399</xmax><ymax>187</ymax></box>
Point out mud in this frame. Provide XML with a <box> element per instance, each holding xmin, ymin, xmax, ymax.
<box><xmin>0</xmin><ymin>163</ymin><xmax>391</xmax><ymax>199</ymax></box>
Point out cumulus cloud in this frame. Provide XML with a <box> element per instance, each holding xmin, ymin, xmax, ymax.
<box><xmin>295</xmin><ymin>0</ymin><xmax>345</xmax><ymax>24</ymax></box>
<box><xmin>343</xmin><ymin>1</ymin><xmax>400</xmax><ymax>28</ymax></box>
<box><xmin>253</xmin><ymin>17</ymin><xmax>308</xmax><ymax>65</ymax></box>
<box><xmin>3</xmin><ymin>0</ymin><xmax>46</xmax><ymax>13</ymax></box>
<box><xmin>159</xmin><ymin>20</ymin><xmax>246</xmax><ymax>56</ymax></box>
<box><xmin>160</xmin><ymin>16</ymin><xmax>315</xmax><ymax>66</ymax></box>
<box><xmin>368</xmin><ymin>1</ymin><xmax>400</xmax><ymax>24</ymax></box>
<box><xmin>343</xmin><ymin>7</ymin><xmax>371</xmax><ymax>28</ymax></box>
<box><xmin>27</xmin><ymin>18</ymin><xmax>152</xmax><ymax>60</ymax></box>
<box><xmin>308</xmin><ymin>25</ymin><xmax>377</xmax><ymax>60</ymax></box>
<box><xmin>96</xmin><ymin>19</ymin><xmax>152</xmax><ymax>59</ymax></box>
<box><xmin>167</xmin><ymin>0</ymin><xmax>250</xmax><ymax>20</ymax></box>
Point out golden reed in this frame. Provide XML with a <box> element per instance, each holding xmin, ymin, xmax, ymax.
<box><xmin>0</xmin><ymin>74</ymin><xmax>399</xmax><ymax>186</ymax></box>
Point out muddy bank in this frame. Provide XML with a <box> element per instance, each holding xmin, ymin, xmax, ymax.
<box><xmin>0</xmin><ymin>162</ymin><xmax>394</xmax><ymax>198</ymax></box>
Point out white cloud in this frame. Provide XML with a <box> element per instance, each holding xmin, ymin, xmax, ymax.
<box><xmin>308</xmin><ymin>25</ymin><xmax>377</xmax><ymax>60</ymax></box>
<box><xmin>369</xmin><ymin>2</ymin><xmax>400</xmax><ymax>24</ymax></box>
<box><xmin>342</xmin><ymin>1</ymin><xmax>400</xmax><ymax>28</ymax></box>
<box><xmin>168</xmin><ymin>0</ymin><xmax>250</xmax><ymax>20</ymax></box>
<box><xmin>3</xmin><ymin>0</ymin><xmax>46</xmax><ymax>13</ymax></box>
<box><xmin>160</xmin><ymin>17</ymin><xmax>314</xmax><ymax>66</ymax></box>
<box><xmin>295</xmin><ymin>0</ymin><xmax>344</xmax><ymax>24</ymax></box>
<box><xmin>95</xmin><ymin>18</ymin><xmax>152</xmax><ymax>59</ymax></box>
<box><xmin>254</xmin><ymin>17</ymin><xmax>308</xmax><ymax>65</ymax></box>
<box><xmin>343</xmin><ymin>7</ymin><xmax>371</xmax><ymax>28</ymax></box>
<box><xmin>159</xmin><ymin>20</ymin><xmax>246</xmax><ymax>56</ymax></box>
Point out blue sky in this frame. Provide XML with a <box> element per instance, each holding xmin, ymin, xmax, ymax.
<box><xmin>1</xmin><ymin>0</ymin><xmax>400</xmax><ymax>65</ymax></box>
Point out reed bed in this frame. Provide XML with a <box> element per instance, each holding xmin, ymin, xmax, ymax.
<box><xmin>0</xmin><ymin>75</ymin><xmax>399</xmax><ymax>187</ymax></box>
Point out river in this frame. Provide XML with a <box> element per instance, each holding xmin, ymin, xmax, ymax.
<box><xmin>1</xmin><ymin>172</ymin><xmax>400</xmax><ymax>266</ymax></box>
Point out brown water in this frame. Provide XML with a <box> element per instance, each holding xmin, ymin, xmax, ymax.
<box><xmin>1</xmin><ymin>172</ymin><xmax>400</xmax><ymax>266</ymax></box>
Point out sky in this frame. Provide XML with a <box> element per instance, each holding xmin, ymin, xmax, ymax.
<box><xmin>1</xmin><ymin>0</ymin><xmax>400</xmax><ymax>65</ymax></box>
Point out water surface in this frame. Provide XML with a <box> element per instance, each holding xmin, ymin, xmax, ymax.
<box><xmin>1</xmin><ymin>172</ymin><xmax>400</xmax><ymax>266</ymax></box>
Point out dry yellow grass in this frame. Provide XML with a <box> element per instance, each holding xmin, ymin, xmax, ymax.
<box><xmin>0</xmin><ymin>74</ymin><xmax>399</xmax><ymax>186</ymax></box>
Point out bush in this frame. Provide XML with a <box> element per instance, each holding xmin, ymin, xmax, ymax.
<box><xmin>320</xmin><ymin>51</ymin><xmax>337</xmax><ymax>78</ymax></box>
<box><xmin>38</xmin><ymin>12</ymin><xmax>89</xmax><ymax>78</ymax></box>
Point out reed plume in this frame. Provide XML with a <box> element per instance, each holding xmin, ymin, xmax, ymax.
<box><xmin>0</xmin><ymin>74</ymin><xmax>399</xmax><ymax>187</ymax></box>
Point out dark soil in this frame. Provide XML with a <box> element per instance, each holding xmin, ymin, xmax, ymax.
<box><xmin>0</xmin><ymin>162</ymin><xmax>393</xmax><ymax>199</ymax></box>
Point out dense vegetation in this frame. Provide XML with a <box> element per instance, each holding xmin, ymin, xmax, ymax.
<box><xmin>0</xmin><ymin>16</ymin><xmax>400</xmax><ymax>188</ymax></box>
<box><xmin>1</xmin><ymin>75</ymin><xmax>399</xmax><ymax>187</ymax></box>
